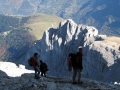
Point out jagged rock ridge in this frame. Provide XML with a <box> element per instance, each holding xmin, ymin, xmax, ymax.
<box><xmin>22</xmin><ymin>19</ymin><xmax>120</xmax><ymax>83</ymax></box>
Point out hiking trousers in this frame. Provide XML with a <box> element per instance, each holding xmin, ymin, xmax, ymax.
<box><xmin>72</xmin><ymin>69</ymin><xmax>81</xmax><ymax>83</ymax></box>
<box><xmin>34</xmin><ymin>66</ymin><xmax>40</xmax><ymax>77</ymax></box>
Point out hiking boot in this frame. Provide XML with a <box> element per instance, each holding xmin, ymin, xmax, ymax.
<box><xmin>34</xmin><ymin>76</ymin><xmax>40</xmax><ymax>79</ymax></box>
<box><xmin>77</xmin><ymin>81</ymin><xmax>83</xmax><ymax>84</ymax></box>
<box><xmin>72</xmin><ymin>82</ymin><xmax>77</xmax><ymax>84</ymax></box>
<box><xmin>41</xmin><ymin>74</ymin><xmax>43</xmax><ymax>77</ymax></box>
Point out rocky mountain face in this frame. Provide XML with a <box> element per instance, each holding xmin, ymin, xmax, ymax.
<box><xmin>0</xmin><ymin>0</ymin><xmax>120</xmax><ymax>36</ymax></box>
<box><xmin>20</xmin><ymin>19</ymin><xmax>120</xmax><ymax>83</ymax></box>
<box><xmin>84</xmin><ymin>36</ymin><xmax>120</xmax><ymax>83</ymax></box>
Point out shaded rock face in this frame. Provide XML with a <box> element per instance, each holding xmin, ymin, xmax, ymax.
<box><xmin>24</xmin><ymin>19</ymin><xmax>120</xmax><ymax>83</ymax></box>
<box><xmin>83</xmin><ymin>40</ymin><xmax>120</xmax><ymax>83</ymax></box>
<box><xmin>24</xmin><ymin>19</ymin><xmax>98</xmax><ymax>75</ymax></box>
<box><xmin>38</xmin><ymin>19</ymin><xmax>98</xmax><ymax>76</ymax></box>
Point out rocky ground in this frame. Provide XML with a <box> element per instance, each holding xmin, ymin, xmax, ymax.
<box><xmin>0</xmin><ymin>62</ymin><xmax>120</xmax><ymax>90</ymax></box>
<box><xmin>0</xmin><ymin>73</ymin><xmax>120</xmax><ymax>90</ymax></box>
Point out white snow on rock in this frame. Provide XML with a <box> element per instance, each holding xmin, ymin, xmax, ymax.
<box><xmin>0</xmin><ymin>62</ymin><xmax>34</xmax><ymax>77</ymax></box>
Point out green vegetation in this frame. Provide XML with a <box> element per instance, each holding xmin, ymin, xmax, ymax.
<box><xmin>4</xmin><ymin>29</ymin><xmax>35</xmax><ymax>60</ymax></box>
<box><xmin>0</xmin><ymin>14</ymin><xmax>29</xmax><ymax>32</ymax></box>
<box><xmin>24</xmin><ymin>13</ymin><xmax>63</xmax><ymax>39</ymax></box>
<box><xmin>0</xmin><ymin>13</ymin><xmax>63</xmax><ymax>61</ymax></box>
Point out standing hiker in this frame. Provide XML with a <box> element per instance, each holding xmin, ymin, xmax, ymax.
<box><xmin>72</xmin><ymin>48</ymin><xmax>83</xmax><ymax>84</ymax></box>
<box><xmin>31</xmin><ymin>53</ymin><xmax>40</xmax><ymax>79</ymax></box>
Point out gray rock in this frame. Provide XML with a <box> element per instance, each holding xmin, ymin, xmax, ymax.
<box><xmin>46</xmin><ymin>82</ymin><xmax>57</xmax><ymax>90</ymax></box>
<box><xmin>21</xmin><ymin>19</ymin><xmax>120</xmax><ymax>83</ymax></box>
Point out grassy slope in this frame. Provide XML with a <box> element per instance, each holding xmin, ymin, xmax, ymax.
<box><xmin>24</xmin><ymin>13</ymin><xmax>64</xmax><ymax>40</ymax></box>
<box><xmin>102</xmin><ymin>36</ymin><xmax>120</xmax><ymax>45</ymax></box>
<box><xmin>0</xmin><ymin>13</ymin><xmax>63</xmax><ymax>61</ymax></box>
<box><xmin>99</xmin><ymin>36</ymin><xmax>120</xmax><ymax>50</ymax></box>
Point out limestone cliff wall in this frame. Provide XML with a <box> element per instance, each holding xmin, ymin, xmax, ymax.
<box><xmin>83</xmin><ymin>37</ymin><xmax>120</xmax><ymax>83</ymax></box>
<box><xmin>23</xmin><ymin>19</ymin><xmax>120</xmax><ymax>83</ymax></box>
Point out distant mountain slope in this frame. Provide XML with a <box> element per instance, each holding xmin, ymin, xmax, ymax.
<box><xmin>24</xmin><ymin>13</ymin><xmax>63</xmax><ymax>39</ymax></box>
<box><xmin>0</xmin><ymin>0</ymin><xmax>120</xmax><ymax>36</ymax></box>
<box><xmin>0</xmin><ymin>13</ymin><xmax>63</xmax><ymax>61</ymax></box>
<box><xmin>38</xmin><ymin>0</ymin><xmax>120</xmax><ymax>36</ymax></box>
<box><xmin>0</xmin><ymin>0</ymin><xmax>41</xmax><ymax>15</ymax></box>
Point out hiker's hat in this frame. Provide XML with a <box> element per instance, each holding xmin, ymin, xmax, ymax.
<box><xmin>79</xmin><ymin>47</ymin><xmax>83</xmax><ymax>53</ymax></box>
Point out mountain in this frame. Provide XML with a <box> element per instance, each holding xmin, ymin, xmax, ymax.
<box><xmin>0</xmin><ymin>0</ymin><xmax>120</xmax><ymax>85</ymax></box>
<box><xmin>0</xmin><ymin>0</ymin><xmax>41</xmax><ymax>15</ymax></box>
<box><xmin>19</xmin><ymin>19</ymin><xmax>120</xmax><ymax>83</ymax></box>
<box><xmin>0</xmin><ymin>0</ymin><xmax>120</xmax><ymax>36</ymax></box>
<box><xmin>38</xmin><ymin>0</ymin><xmax>120</xmax><ymax>36</ymax></box>
<box><xmin>0</xmin><ymin>13</ymin><xmax>63</xmax><ymax>62</ymax></box>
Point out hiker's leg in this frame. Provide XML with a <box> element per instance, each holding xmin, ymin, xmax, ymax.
<box><xmin>35</xmin><ymin>70</ymin><xmax>37</xmax><ymax>77</ymax></box>
<box><xmin>36</xmin><ymin>66</ymin><xmax>40</xmax><ymax>75</ymax></box>
<box><xmin>72</xmin><ymin>69</ymin><xmax>77</xmax><ymax>83</ymax></box>
<box><xmin>44</xmin><ymin>72</ymin><xmax>46</xmax><ymax>77</ymax></box>
<box><xmin>35</xmin><ymin>66</ymin><xmax>40</xmax><ymax>77</ymax></box>
<box><xmin>34</xmin><ymin>67</ymin><xmax>37</xmax><ymax>77</ymax></box>
<box><xmin>41</xmin><ymin>72</ymin><xmax>43</xmax><ymax>76</ymax></box>
<box><xmin>78</xmin><ymin>70</ymin><xmax>81</xmax><ymax>83</ymax></box>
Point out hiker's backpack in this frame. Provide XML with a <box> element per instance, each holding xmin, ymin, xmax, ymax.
<box><xmin>40</xmin><ymin>63</ymin><xmax>48</xmax><ymax>72</ymax></box>
<box><xmin>28</xmin><ymin>57</ymin><xmax>33</xmax><ymax>66</ymax></box>
<box><xmin>67</xmin><ymin>53</ymin><xmax>76</xmax><ymax>71</ymax></box>
<box><xmin>74</xmin><ymin>52</ymin><xmax>83</xmax><ymax>69</ymax></box>
<box><xmin>67</xmin><ymin>56</ymin><xmax>72</xmax><ymax>71</ymax></box>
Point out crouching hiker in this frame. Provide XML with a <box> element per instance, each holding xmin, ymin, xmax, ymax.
<box><xmin>31</xmin><ymin>53</ymin><xmax>40</xmax><ymax>79</ymax></box>
<box><xmin>40</xmin><ymin>60</ymin><xmax>48</xmax><ymax>77</ymax></box>
<box><xmin>73</xmin><ymin>48</ymin><xmax>83</xmax><ymax>84</ymax></box>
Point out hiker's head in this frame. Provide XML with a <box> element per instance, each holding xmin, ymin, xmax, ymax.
<box><xmin>76</xmin><ymin>52</ymin><xmax>80</xmax><ymax>56</ymax></box>
<box><xmin>40</xmin><ymin>60</ymin><xmax>43</xmax><ymax>63</ymax></box>
<box><xmin>34</xmin><ymin>53</ymin><xmax>38</xmax><ymax>57</ymax></box>
<box><xmin>68</xmin><ymin>53</ymin><xmax>73</xmax><ymax>57</ymax></box>
<box><xmin>79</xmin><ymin>48</ymin><xmax>83</xmax><ymax>53</ymax></box>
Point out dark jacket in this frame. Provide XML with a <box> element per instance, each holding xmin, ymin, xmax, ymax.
<box><xmin>40</xmin><ymin>62</ymin><xmax>48</xmax><ymax>72</ymax></box>
<box><xmin>72</xmin><ymin>52</ymin><xmax>83</xmax><ymax>69</ymax></box>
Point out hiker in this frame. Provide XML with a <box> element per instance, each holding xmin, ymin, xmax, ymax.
<box><xmin>32</xmin><ymin>53</ymin><xmax>40</xmax><ymax>79</ymax></box>
<box><xmin>72</xmin><ymin>48</ymin><xmax>83</xmax><ymax>84</ymax></box>
<box><xmin>40</xmin><ymin>60</ymin><xmax>48</xmax><ymax>77</ymax></box>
